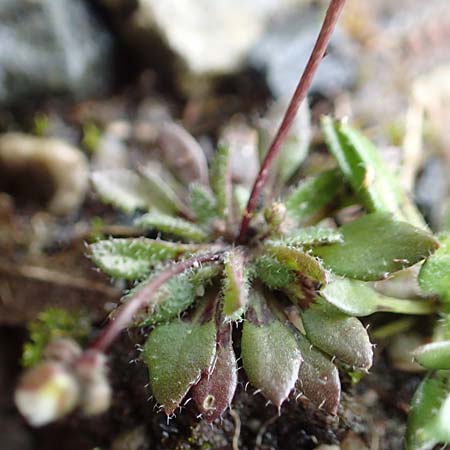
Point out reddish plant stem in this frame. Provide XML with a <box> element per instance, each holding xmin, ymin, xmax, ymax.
<box><xmin>237</xmin><ymin>0</ymin><xmax>347</xmax><ymax>243</ymax></box>
<box><xmin>90</xmin><ymin>251</ymin><xmax>224</xmax><ymax>353</ymax></box>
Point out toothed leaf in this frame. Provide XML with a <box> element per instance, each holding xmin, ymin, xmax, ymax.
<box><xmin>192</xmin><ymin>326</ymin><xmax>237</xmax><ymax>422</ymax></box>
<box><xmin>413</xmin><ymin>342</ymin><xmax>450</xmax><ymax>370</ymax></box>
<box><xmin>419</xmin><ymin>234</ymin><xmax>450</xmax><ymax>301</ymax></box>
<box><xmin>322</xmin><ymin>116</ymin><xmax>403</xmax><ymax>216</ymax></box>
<box><xmin>89</xmin><ymin>238</ymin><xmax>198</xmax><ymax>280</ymax></box>
<box><xmin>406</xmin><ymin>373</ymin><xmax>450</xmax><ymax>450</ymax></box>
<box><xmin>321</xmin><ymin>277</ymin><xmax>434</xmax><ymax>317</ymax></box>
<box><xmin>301</xmin><ymin>301</ymin><xmax>373</xmax><ymax>369</ymax></box>
<box><xmin>143</xmin><ymin>317</ymin><xmax>216</xmax><ymax>414</ymax></box>
<box><xmin>92</xmin><ymin>169</ymin><xmax>171</xmax><ymax>213</ymax></box>
<box><xmin>295</xmin><ymin>333</ymin><xmax>341</xmax><ymax>414</ymax></box>
<box><xmin>210</xmin><ymin>145</ymin><xmax>231</xmax><ymax>218</ymax></box>
<box><xmin>276</xmin><ymin>227</ymin><xmax>343</xmax><ymax>247</ymax></box>
<box><xmin>312</xmin><ymin>213</ymin><xmax>439</xmax><ymax>281</ymax></box>
<box><xmin>136</xmin><ymin>212</ymin><xmax>208</xmax><ymax>242</ymax></box>
<box><xmin>189</xmin><ymin>184</ymin><xmax>218</xmax><ymax>224</ymax></box>
<box><xmin>263</xmin><ymin>243</ymin><xmax>327</xmax><ymax>285</ymax></box>
<box><xmin>241</xmin><ymin>289</ymin><xmax>302</xmax><ymax>406</ymax></box>
<box><xmin>285</xmin><ymin>169</ymin><xmax>344</xmax><ymax>225</ymax></box>
<box><xmin>222</xmin><ymin>249</ymin><xmax>249</xmax><ymax>320</ymax></box>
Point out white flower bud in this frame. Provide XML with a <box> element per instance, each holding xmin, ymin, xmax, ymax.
<box><xmin>74</xmin><ymin>350</ymin><xmax>112</xmax><ymax>416</ymax></box>
<box><xmin>80</xmin><ymin>375</ymin><xmax>112</xmax><ymax>416</ymax></box>
<box><xmin>15</xmin><ymin>362</ymin><xmax>79</xmax><ymax>427</ymax></box>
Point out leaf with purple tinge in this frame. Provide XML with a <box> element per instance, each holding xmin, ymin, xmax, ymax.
<box><xmin>222</xmin><ymin>248</ymin><xmax>249</xmax><ymax>320</ymax></box>
<box><xmin>157</xmin><ymin>122</ymin><xmax>209</xmax><ymax>186</ymax></box>
<box><xmin>295</xmin><ymin>333</ymin><xmax>340</xmax><ymax>415</ymax></box>
<box><xmin>241</xmin><ymin>288</ymin><xmax>302</xmax><ymax>406</ymax></box>
<box><xmin>301</xmin><ymin>300</ymin><xmax>373</xmax><ymax>370</ymax></box>
<box><xmin>192</xmin><ymin>325</ymin><xmax>237</xmax><ymax>422</ymax></box>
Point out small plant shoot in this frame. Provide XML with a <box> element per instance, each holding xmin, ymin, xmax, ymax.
<box><xmin>15</xmin><ymin>1</ymin><xmax>450</xmax><ymax>448</ymax></box>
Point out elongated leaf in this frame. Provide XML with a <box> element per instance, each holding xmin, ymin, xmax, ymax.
<box><xmin>91</xmin><ymin>169</ymin><xmax>164</xmax><ymax>213</ymax></box>
<box><xmin>322</xmin><ymin>117</ymin><xmax>402</xmax><ymax>215</ymax></box>
<box><xmin>413</xmin><ymin>342</ymin><xmax>450</xmax><ymax>370</ymax></box>
<box><xmin>189</xmin><ymin>183</ymin><xmax>218</xmax><ymax>224</ymax></box>
<box><xmin>419</xmin><ymin>234</ymin><xmax>450</xmax><ymax>301</ymax></box>
<box><xmin>241</xmin><ymin>289</ymin><xmax>302</xmax><ymax>406</ymax></box>
<box><xmin>406</xmin><ymin>373</ymin><xmax>450</xmax><ymax>450</ymax></box>
<box><xmin>192</xmin><ymin>326</ymin><xmax>237</xmax><ymax>422</ymax></box>
<box><xmin>136</xmin><ymin>274</ymin><xmax>197</xmax><ymax>326</ymax></box>
<box><xmin>260</xmin><ymin>100</ymin><xmax>311</xmax><ymax>183</ymax></box>
<box><xmin>321</xmin><ymin>278</ymin><xmax>435</xmax><ymax>317</ymax></box>
<box><xmin>312</xmin><ymin>213</ymin><xmax>439</xmax><ymax>281</ymax></box>
<box><xmin>285</xmin><ymin>169</ymin><xmax>344</xmax><ymax>225</ymax></box>
<box><xmin>276</xmin><ymin>227</ymin><xmax>343</xmax><ymax>247</ymax></box>
<box><xmin>210</xmin><ymin>145</ymin><xmax>231</xmax><ymax>219</ymax></box>
<box><xmin>136</xmin><ymin>212</ymin><xmax>208</xmax><ymax>242</ymax></box>
<box><xmin>157</xmin><ymin>122</ymin><xmax>209</xmax><ymax>185</ymax></box>
<box><xmin>296</xmin><ymin>333</ymin><xmax>341</xmax><ymax>414</ymax></box>
<box><xmin>139</xmin><ymin>163</ymin><xmax>185</xmax><ymax>215</ymax></box>
<box><xmin>263</xmin><ymin>243</ymin><xmax>327</xmax><ymax>285</ymax></box>
<box><xmin>222</xmin><ymin>249</ymin><xmax>249</xmax><ymax>320</ymax></box>
<box><xmin>219</xmin><ymin>119</ymin><xmax>259</xmax><ymax>189</ymax></box>
<box><xmin>89</xmin><ymin>238</ymin><xmax>197</xmax><ymax>280</ymax></box>
<box><xmin>143</xmin><ymin>318</ymin><xmax>216</xmax><ymax>414</ymax></box>
<box><xmin>301</xmin><ymin>301</ymin><xmax>373</xmax><ymax>369</ymax></box>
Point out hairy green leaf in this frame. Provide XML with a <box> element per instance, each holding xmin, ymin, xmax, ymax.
<box><xmin>241</xmin><ymin>289</ymin><xmax>302</xmax><ymax>406</ymax></box>
<box><xmin>222</xmin><ymin>249</ymin><xmax>249</xmax><ymax>320</ymax></box>
<box><xmin>295</xmin><ymin>333</ymin><xmax>341</xmax><ymax>414</ymax></box>
<box><xmin>321</xmin><ymin>277</ymin><xmax>435</xmax><ymax>317</ymax></box>
<box><xmin>406</xmin><ymin>372</ymin><xmax>450</xmax><ymax>450</ymax></box>
<box><xmin>419</xmin><ymin>234</ymin><xmax>450</xmax><ymax>301</ymax></box>
<box><xmin>254</xmin><ymin>255</ymin><xmax>295</xmax><ymax>289</ymax></box>
<box><xmin>89</xmin><ymin>238</ymin><xmax>198</xmax><ymax>280</ymax></box>
<box><xmin>92</xmin><ymin>169</ymin><xmax>170</xmax><ymax>214</ymax></box>
<box><xmin>322</xmin><ymin>117</ymin><xmax>402</xmax><ymax>215</ymax></box>
<box><xmin>276</xmin><ymin>227</ymin><xmax>343</xmax><ymax>247</ymax></box>
<box><xmin>210</xmin><ymin>145</ymin><xmax>231</xmax><ymax>218</ymax></box>
<box><xmin>301</xmin><ymin>301</ymin><xmax>373</xmax><ymax>369</ymax></box>
<box><xmin>189</xmin><ymin>183</ymin><xmax>218</xmax><ymax>224</ymax></box>
<box><xmin>285</xmin><ymin>169</ymin><xmax>344</xmax><ymax>225</ymax></box>
<box><xmin>413</xmin><ymin>342</ymin><xmax>450</xmax><ymax>370</ymax></box>
<box><xmin>143</xmin><ymin>318</ymin><xmax>216</xmax><ymax>414</ymax></box>
<box><xmin>139</xmin><ymin>163</ymin><xmax>186</xmax><ymax>215</ymax></box>
<box><xmin>312</xmin><ymin>213</ymin><xmax>439</xmax><ymax>281</ymax></box>
<box><xmin>136</xmin><ymin>212</ymin><xmax>208</xmax><ymax>242</ymax></box>
<box><xmin>136</xmin><ymin>274</ymin><xmax>197</xmax><ymax>326</ymax></box>
<box><xmin>263</xmin><ymin>243</ymin><xmax>327</xmax><ymax>285</ymax></box>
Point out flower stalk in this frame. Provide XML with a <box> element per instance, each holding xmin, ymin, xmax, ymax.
<box><xmin>238</xmin><ymin>0</ymin><xmax>347</xmax><ymax>243</ymax></box>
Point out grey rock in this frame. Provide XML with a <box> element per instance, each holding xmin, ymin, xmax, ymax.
<box><xmin>0</xmin><ymin>0</ymin><xmax>113</xmax><ymax>105</ymax></box>
<box><xmin>415</xmin><ymin>157</ymin><xmax>449</xmax><ymax>230</ymax></box>
<box><xmin>249</xmin><ymin>8</ymin><xmax>358</xmax><ymax>98</ymax></box>
<box><xmin>101</xmin><ymin>0</ymin><xmax>305</xmax><ymax>77</ymax></box>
